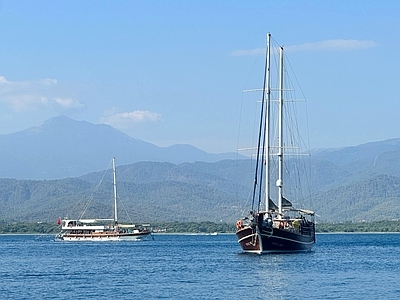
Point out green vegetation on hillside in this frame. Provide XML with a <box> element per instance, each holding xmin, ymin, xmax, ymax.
<box><xmin>1</xmin><ymin>220</ymin><xmax>400</xmax><ymax>234</ymax></box>
<box><xmin>312</xmin><ymin>174</ymin><xmax>400</xmax><ymax>222</ymax></box>
<box><xmin>0</xmin><ymin>221</ymin><xmax>235</xmax><ymax>234</ymax></box>
<box><xmin>2</xmin><ymin>160</ymin><xmax>400</xmax><ymax>224</ymax></box>
<box><xmin>151</xmin><ymin>221</ymin><xmax>235</xmax><ymax>233</ymax></box>
<box><xmin>0</xmin><ymin>222</ymin><xmax>60</xmax><ymax>234</ymax></box>
<box><xmin>317</xmin><ymin>220</ymin><xmax>400</xmax><ymax>233</ymax></box>
<box><xmin>0</xmin><ymin>160</ymin><xmax>253</xmax><ymax>224</ymax></box>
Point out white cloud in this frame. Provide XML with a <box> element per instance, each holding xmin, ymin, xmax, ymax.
<box><xmin>6</xmin><ymin>94</ymin><xmax>47</xmax><ymax>111</ymax></box>
<box><xmin>100</xmin><ymin>110</ymin><xmax>162</xmax><ymax>128</ymax></box>
<box><xmin>286</xmin><ymin>39</ymin><xmax>377</xmax><ymax>52</ymax></box>
<box><xmin>0</xmin><ymin>76</ymin><xmax>10</xmax><ymax>83</ymax></box>
<box><xmin>54</xmin><ymin>97</ymin><xmax>85</xmax><ymax>109</ymax></box>
<box><xmin>41</xmin><ymin>78</ymin><xmax>58</xmax><ymax>85</ymax></box>
<box><xmin>231</xmin><ymin>39</ymin><xmax>377</xmax><ymax>56</ymax></box>
<box><xmin>231</xmin><ymin>48</ymin><xmax>265</xmax><ymax>56</ymax></box>
<box><xmin>0</xmin><ymin>76</ymin><xmax>84</xmax><ymax>112</ymax></box>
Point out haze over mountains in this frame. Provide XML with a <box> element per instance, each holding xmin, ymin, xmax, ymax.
<box><xmin>0</xmin><ymin>116</ymin><xmax>241</xmax><ymax>180</ymax></box>
<box><xmin>1</xmin><ymin>115</ymin><xmax>400</xmax><ymax>223</ymax></box>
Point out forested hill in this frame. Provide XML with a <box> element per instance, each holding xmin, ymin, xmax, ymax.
<box><xmin>2</xmin><ymin>119</ymin><xmax>400</xmax><ymax>224</ymax></box>
<box><xmin>312</xmin><ymin>174</ymin><xmax>400</xmax><ymax>222</ymax></box>
<box><xmin>0</xmin><ymin>160</ymin><xmax>254</xmax><ymax>224</ymax></box>
<box><xmin>311</xmin><ymin>138</ymin><xmax>400</xmax><ymax>192</ymax></box>
<box><xmin>1</xmin><ymin>158</ymin><xmax>400</xmax><ymax>224</ymax></box>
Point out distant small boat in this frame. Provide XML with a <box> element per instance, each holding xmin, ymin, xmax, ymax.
<box><xmin>56</xmin><ymin>158</ymin><xmax>151</xmax><ymax>241</ymax></box>
<box><xmin>235</xmin><ymin>33</ymin><xmax>316</xmax><ymax>254</ymax></box>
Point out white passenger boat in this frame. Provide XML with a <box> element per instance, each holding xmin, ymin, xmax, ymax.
<box><xmin>56</xmin><ymin>158</ymin><xmax>151</xmax><ymax>241</ymax></box>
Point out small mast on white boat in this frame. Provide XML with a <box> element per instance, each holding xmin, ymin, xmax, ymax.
<box><xmin>112</xmin><ymin>157</ymin><xmax>118</xmax><ymax>231</ymax></box>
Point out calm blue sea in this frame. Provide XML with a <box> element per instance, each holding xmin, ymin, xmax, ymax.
<box><xmin>0</xmin><ymin>233</ymin><xmax>399</xmax><ymax>299</ymax></box>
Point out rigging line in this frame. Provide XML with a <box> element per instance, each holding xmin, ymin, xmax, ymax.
<box><xmin>251</xmin><ymin>39</ymin><xmax>269</xmax><ymax>212</ymax></box>
<box><xmin>284</xmin><ymin>53</ymin><xmax>313</xmax><ymax>207</ymax></box>
<box><xmin>257</xmin><ymin>99</ymin><xmax>267</xmax><ymax>212</ymax></box>
<box><xmin>237</xmin><ymin>156</ymin><xmax>257</xmax><ymax>218</ymax></box>
<box><xmin>257</xmin><ymin>38</ymin><xmax>273</xmax><ymax>212</ymax></box>
<box><xmin>79</xmin><ymin>159</ymin><xmax>113</xmax><ymax>220</ymax></box>
<box><xmin>237</xmin><ymin>86</ymin><xmax>245</xmax><ymax>159</ymax></box>
<box><xmin>120</xmin><ymin>200</ymin><xmax>134</xmax><ymax>223</ymax></box>
<box><xmin>239</xmin><ymin>46</ymin><xmax>264</xmax><ymax>151</ymax></box>
<box><xmin>284</xmin><ymin>52</ymin><xmax>311</xmax><ymax>153</ymax></box>
<box><xmin>239</xmin><ymin>186</ymin><xmax>256</xmax><ymax>219</ymax></box>
<box><xmin>237</xmin><ymin>43</ymin><xmax>263</xmax><ymax>213</ymax></box>
<box><xmin>234</xmin><ymin>92</ymin><xmax>246</xmax><ymax>211</ymax></box>
<box><xmin>63</xmin><ymin>191</ymin><xmax>85</xmax><ymax>221</ymax></box>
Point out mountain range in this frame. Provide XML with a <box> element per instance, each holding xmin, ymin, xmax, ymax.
<box><xmin>1</xmin><ymin>115</ymin><xmax>400</xmax><ymax>223</ymax></box>
<box><xmin>0</xmin><ymin>115</ymin><xmax>241</xmax><ymax>180</ymax></box>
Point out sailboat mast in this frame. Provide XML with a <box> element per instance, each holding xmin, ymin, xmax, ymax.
<box><xmin>277</xmin><ymin>46</ymin><xmax>284</xmax><ymax>214</ymax></box>
<box><xmin>264</xmin><ymin>32</ymin><xmax>271</xmax><ymax>212</ymax></box>
<box><xmin>112</xmin><ymin>157</ymin><xmax>118</xmax><ymax>224</ymax></box>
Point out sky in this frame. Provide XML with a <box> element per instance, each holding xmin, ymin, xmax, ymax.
<box><xmin>0</xmin><ymin>0</ymin><xmax>400</xmax><ymax>154</ymax></box>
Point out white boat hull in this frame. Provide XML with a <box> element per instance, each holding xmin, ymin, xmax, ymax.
<box><xmin>56</xmin><ymin>232</ymin><xmax>151</xmax><ymax>242</ymax></box>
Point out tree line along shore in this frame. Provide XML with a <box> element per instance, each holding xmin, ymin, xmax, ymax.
<box><xmin>1</xmin><ymin>220</ymin><xmax>400</xmax><ymax>234</ymax></box>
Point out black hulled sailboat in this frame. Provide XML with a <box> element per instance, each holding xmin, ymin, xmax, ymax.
<box><xmin>236</xmin><ymin>33</ymin><xmax>316</xmax><ymax>254</ymax></box>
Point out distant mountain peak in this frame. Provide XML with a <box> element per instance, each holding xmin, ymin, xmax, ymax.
<box><xmin>40</xmin><ymin>115</ymin><xmax>98</xmax><ymax>128</ymax></box>
<box><xmin>36</xmin><ymin>115</ymin><xmax>78</xmax><ymax>126</ymax></box>
<box><xmin>0</xmin><ymin>116</ymin><xmax>240</xmax><ymax>179</ymax></box>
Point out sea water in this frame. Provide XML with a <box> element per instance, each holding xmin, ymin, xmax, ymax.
<box><xmin>0</xmin><ymin>233</ymin><xmax>399</xmax><ymax>299</ymax></box>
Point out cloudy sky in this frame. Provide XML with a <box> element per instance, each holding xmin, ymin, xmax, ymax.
<box><xmin>0</xmin><ymin>0</ymin><xmax>399</xmax><ymax>153</ymax></box>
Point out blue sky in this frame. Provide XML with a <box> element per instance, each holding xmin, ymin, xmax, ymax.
<box><xmin>0</xmin><ymin>0</ymin><xmax>399</xmax><ymax>153</ymax></box>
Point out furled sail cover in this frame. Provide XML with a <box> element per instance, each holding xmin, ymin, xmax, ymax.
<box><xmin>269</xmin><ymin>199</ymin><xmax>279</xmax><ymax>210</ymax></box>
<box><xmin>268</xmin><ymin>197</ymin><xmax>292</xmax><ymax>210</ymax></box>
<box><xmin>282</xmin><ymin>197</ymin><xmax>293</xmax><ymax>208</ymax></box>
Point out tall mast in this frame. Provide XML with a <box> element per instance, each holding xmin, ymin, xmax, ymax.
<box><xmin>277</xmin><ymin>46</ymin><xmax>284</xmax><ymax>214</ymax></box>
<box><xmin>264</xmin><ymin>33</ymin><xmax>271</xmax><ymax>212</ymax></box>
<box><xmin>112</xmin><ymin>157</ymin><xmax>118</xmax><ymax>224</ymax></box>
